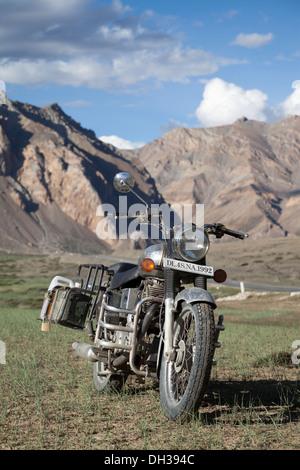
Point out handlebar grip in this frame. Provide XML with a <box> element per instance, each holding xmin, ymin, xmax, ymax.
<box><xmin>223</xmin><ymin>227</ymin><xmax>248</xmax><ymax>239</ymax></box>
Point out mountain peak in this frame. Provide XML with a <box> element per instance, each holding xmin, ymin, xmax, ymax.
<box><xmin>0</xmin><ymin>99</ymin><xmax>162</xmax><ymax>253</ymax></box>
<box><xmin>234</xmin><ymin>116</ymin><xmax>248</xmax><ymax>123</ymax></box>
<box><xmin>130</xmin><ymin>117</ymin><xmax>300</xmax><ymax>239</ymax></box>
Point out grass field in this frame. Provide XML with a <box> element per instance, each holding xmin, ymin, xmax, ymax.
<box><xmin>0</xmin><ymin>253</ymin><xmax>299</xmax><ymax>450</ymax></box>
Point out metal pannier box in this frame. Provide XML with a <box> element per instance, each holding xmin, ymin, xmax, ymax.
<box><xmin>47</xmin><ymin>287</ymin><xmax>91</xmax><ymax>329</ymax></box>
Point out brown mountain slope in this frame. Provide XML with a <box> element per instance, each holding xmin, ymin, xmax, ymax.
<box><xmin>128</xmin><ymin>116</ymin><xmax>300</xmax><ymax>239</ymax></box>
<box><xmin>0</xmin><ymin>100</ymin><xmax>162</xmax><ymax>253</ymax></box>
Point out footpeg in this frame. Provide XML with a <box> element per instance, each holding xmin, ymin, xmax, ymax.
<box><xmin>215</xmin><ymin>323</ymin><xmax>225</xmax><ymax>332</ymax></box>
<box><xmin>214</xmin><ymin>315</ymin><xmax>225</xmax><ymax>349</ymax></box>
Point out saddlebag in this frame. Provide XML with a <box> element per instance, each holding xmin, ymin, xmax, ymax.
<box><xmin>41</xmin><ymin>264</ymin><xmax>106</xmax><ymax>330</ymax></box>
<box><xmin>47</xmin><ymin>287</ymin><xmax>91</xmax><ymax>329</ymax></box>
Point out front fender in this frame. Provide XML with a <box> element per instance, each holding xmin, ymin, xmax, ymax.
<box><xmin>174</xmin><ymin>287</ymin><xmax>216</xmax><ymax>310</ymax></box>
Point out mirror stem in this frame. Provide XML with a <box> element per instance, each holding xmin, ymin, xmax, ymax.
<box><xmin>122</xmin><ymin>180</ymin><xmax>149</xmax><ymax>209</ymax></box>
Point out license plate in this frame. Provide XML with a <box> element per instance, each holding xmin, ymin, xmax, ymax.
<box><xmin>163</xmin><ymin>258</ymin><xmax>214</xmax><ymax>276</ymax></box>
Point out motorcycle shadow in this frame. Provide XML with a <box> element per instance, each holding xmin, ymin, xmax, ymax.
<box><xmin>121</xmin><ymin>377</ymin><xmax>160</xmax><ymax>396</ymax></box>
<box><xmin>201</xmin><ymin>379</ymin><xmax>299</xmax><ymax>424</ymax></box>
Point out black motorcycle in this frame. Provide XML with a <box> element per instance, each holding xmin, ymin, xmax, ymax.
<box><xmin>40</xmin><ymin>171</ymin><xmax>248</xmax><ymax>422</ymax></box>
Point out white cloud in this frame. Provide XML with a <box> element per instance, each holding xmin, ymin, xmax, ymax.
<box><xmin>99</xmin><ymin>135</ymin><xmax>145</xmax><ymax>150</ymax></box>
<box><xmin>218</xmin><ymin>10</ymin><xmax>240</xmax><ymax>22</ymax></box>
<box><xmin>195</xmin><ymin>78</ymin><xmax>300</xmax><ymax>127</ymax></box>
<box><xmin>274</xmin><ymin>81</ymin><xmax>300</xmax><ymax>117</ymax></box>
<box><xmin>0</xmin><ymin>47</ymin><xmax>241</xmax><ymax>91</ymax></box>
<box><xmin>231</xmin><ymin>32</ymin><xmax>273</xmax><ymax>48</ymax></box>
<box><xmin>0</xmin><ymin>58</ymin><xmax>113</xmax><ymax>88</ymax></box>
<box><xmin>195</xmin><ymin>78</ymin><xmax>272</xmax><ymax>127</ymax></box>
<box><xmin>292</xmin><ymin>80</ymin><xmax>300</xmax><ymax>89</ymax></box>
<box><xmin>111</xmin><ymin>47</ymin><xmax>239</xmax><ymax>87</ymax></box>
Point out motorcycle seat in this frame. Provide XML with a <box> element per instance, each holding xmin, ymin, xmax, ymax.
<box><xmin>107</xmin><ymin>262</ymin><xmax>137</xmax><ymax>275</ymax></box>
<box><xmin>108</xmin><ymin>262</ymin><xmax>139</xmax><ymax>290</ymax></box>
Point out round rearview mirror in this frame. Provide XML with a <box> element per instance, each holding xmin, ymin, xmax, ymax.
<box><xmin>113</xmin><ymin>172</ymin><xmax>135</xmax><ymax>193</ymax></box>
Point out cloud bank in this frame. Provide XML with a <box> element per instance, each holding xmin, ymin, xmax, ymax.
<box><xmin>0</xmin><ymin>0</ymin><xmax>241</xmax><ymax>90</ymax></box>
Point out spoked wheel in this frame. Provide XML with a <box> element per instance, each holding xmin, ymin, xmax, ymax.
<box><xmin>159</xmin><ymin>301</ymin><xmax>215</xmax><ymax>422</ymax></box>
<box><xmin>93</xmin><ymin>361</ymin><xmax>127</xmax><ymax>393</ymax></box>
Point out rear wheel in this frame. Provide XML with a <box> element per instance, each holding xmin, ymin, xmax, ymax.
<box><xmin>159</xmin><ymin>301</ymin><xmax>215</xmax><ymax>422</ymax></box>
<box><xmin>93</xmin><ymin>361</ymin><xmax>127</xmax><ymax>393</ymax></box>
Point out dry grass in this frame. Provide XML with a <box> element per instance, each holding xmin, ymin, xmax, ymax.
<box><xmin>0</xmin><ymin>251</ymin><xmax>299</xmax><ymax>450</ymax></box>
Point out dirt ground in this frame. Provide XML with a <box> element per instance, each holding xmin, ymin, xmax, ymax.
<box><xmin>0</xmin><ymin>238</ymin><xmax>299</xmax><ymax>450</ymax></box>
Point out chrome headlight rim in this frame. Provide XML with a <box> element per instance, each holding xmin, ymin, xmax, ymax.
<box><xmin>173</xmin><ymin>224</ymin><xmax>210</xmax><ymax>262</ymax></box>
<box><xmin>138</xmin><ymin>243</ymin><xmax>166</xmax><ymax>270</ymax></box>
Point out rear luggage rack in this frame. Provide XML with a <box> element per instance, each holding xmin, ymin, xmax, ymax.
<box><xmin>76</xmin><ymin>264</ymin><xmax>107</xmax><ymax>322</ymax></box>
<box><xmin>43</xmin><ymin>264</ymin><xmax>107</xmax><ymax>330</ymax></box>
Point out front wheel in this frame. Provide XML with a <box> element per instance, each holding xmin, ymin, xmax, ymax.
<box><xmin>159</xmin><ymin>301</ymin><xmax>215</xmax><ymax>422</ymax></box>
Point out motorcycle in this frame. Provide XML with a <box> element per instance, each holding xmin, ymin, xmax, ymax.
<box><xmin>40</xmin><ymin>171</ymin><xmax>248</xmax><ymax>422</ymax></box>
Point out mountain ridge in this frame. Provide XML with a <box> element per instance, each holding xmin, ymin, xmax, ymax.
<box><xmin>0</xmin><ymin>99</ymin><xmax>162</xmax><ymax>253</ymax></box>
<box><xmin>0</xmin><ymin>98</ymin><xmax>299</xmax><ymax>255</ymax></box>
<box><xmin>124</xmin><ymin>115</ymin><xmax>300</xmax><ymax>239</ymax></box>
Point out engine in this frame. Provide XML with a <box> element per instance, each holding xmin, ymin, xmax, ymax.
<box><xmin>142</xmin><ymin>278</ymin><xmax>165</xmax><ymax>299</ymax></box>
<box><xmin>100</xmin><ymin>277</ymin><xmax>164</xmax><ymax>361</ymax></box>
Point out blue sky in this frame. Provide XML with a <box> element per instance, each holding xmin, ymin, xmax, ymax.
<box><xmin>1</xmin><ymin>0</ymin><xmax>300</xmax><ymax>148</ymax></box>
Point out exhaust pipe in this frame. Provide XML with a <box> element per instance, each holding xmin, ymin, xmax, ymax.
<box><xmin>72</xmin><ymin>342</ymin><xmax>107</xmax><ymax>363</ymax></box>
<box><xmin>73</xmin><ymin>341</ymin><xmax>129</xmax><ymax>368</ymax></box>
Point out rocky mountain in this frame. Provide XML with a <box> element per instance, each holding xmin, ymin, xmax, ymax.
<box><xmin>127</xmin><ymin>116</ymin><xmax>300</xmax><ymax>239</ymax></box>
<box><xmin>0</xmin><ymin>100</ymin><xmax>162</xmax><ymax>254</ymax></box>
<box><xmin>1</xmin><ymin>98</ymin><xmax>299</xmax><ymax>256</ymax></box>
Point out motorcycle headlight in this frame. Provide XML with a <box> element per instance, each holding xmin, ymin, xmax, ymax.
<box><xmin>173</xmin><ymin>225</ymin><xmax>210</xmax><ymax>262</ymax></box>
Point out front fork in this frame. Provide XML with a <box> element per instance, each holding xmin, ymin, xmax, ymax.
<box><xmin>163</xmin><ymin>232</ymin><xmax>176</xmax><ymax>362</ymax></box>
<box><xmin>164</xmin><ymin>298</ymin><xmax>175</xmax><ymax>361</ymax></box>
<box><xmin>163</xmin><ymin>256</ymin><xmax>208</xmax><ymax>362</ymax></box>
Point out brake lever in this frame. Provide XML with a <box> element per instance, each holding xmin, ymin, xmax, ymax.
<box><xmin>204</xmin><ymin>223</ymin><xmax>226</xmax><ymax>238</ymax></box>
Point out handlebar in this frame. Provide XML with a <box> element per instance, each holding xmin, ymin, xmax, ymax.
<box><xmin>222</xmin><ymin>226</ymin><xmax>249</xmax><ymax>239</ymax></box>
<box><xmin>106</xmin><ymin>210</ymin><xmax>160</xmax><ymax>222</ymax></box>
<box><xmin>105</xmin><ymin>211</ymin><xmax>143</xmax><ymax>219</ymax></box>
<box><xmin>105</xmin><ymin>213</ymin><xmax>248</xmax><ymax>240</ymax></box>
<box><xmin>204</xmin><ymin>223</ymin><xmax>248</xmax><ymax>239</ymax></box>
